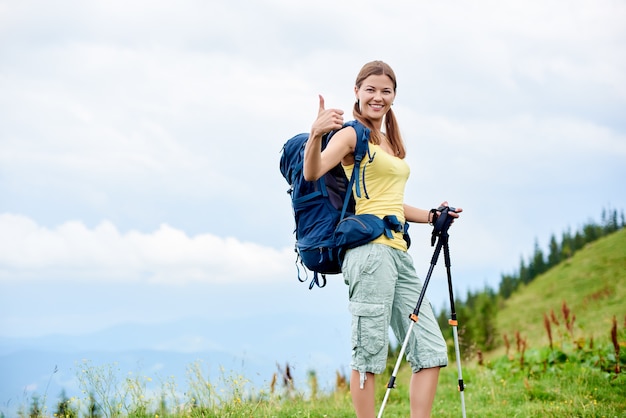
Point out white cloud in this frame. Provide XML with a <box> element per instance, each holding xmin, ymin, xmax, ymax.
<box><xmin>399</xmin><ymin>107</ymin><xmax>626</xmax><ymax>188</ymax></box>
<box><xmin>2</xmin><ymin>0</ymin><xmax>623</xmax><ymax>201</ymax></box>
<box><xmin>0</xmin><ymin>213</ymin><xmax>293</xmax><ymax>283</ymax></box>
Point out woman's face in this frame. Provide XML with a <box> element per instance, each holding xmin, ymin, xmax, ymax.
<box><xmin>355</xmin><ymin>74</ymin><xmax>396</xmax><ymax>122</ymax></box>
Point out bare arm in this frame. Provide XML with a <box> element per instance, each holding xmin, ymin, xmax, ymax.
<box><xmin>404</xmin><ymin>202</ymin><xmax>463</xmax><ymax>223</ymax></box>
<box><xmin>404</xmin><ymin>204</ymin><xmax>433</xmax><ymax>224</ymax></box>
<box><xmin>303</xmin><ymin>95</ymin><xmax>355</xmax><ymax>181</ymax></box>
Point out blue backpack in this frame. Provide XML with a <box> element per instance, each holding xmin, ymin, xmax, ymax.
<box><xmin>279</xmin><ymin>120</ymin><xmax>372</xmax><ymax>289</ymax></box>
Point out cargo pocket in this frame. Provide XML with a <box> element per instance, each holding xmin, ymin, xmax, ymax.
<box><xmin>350</xmin><ymin>301</ymin><xmax>386</xmax><ymax>355</ymax></box>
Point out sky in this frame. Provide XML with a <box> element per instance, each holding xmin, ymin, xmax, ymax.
<box><xmin>1</xmin><ymin>0</ymin><xmax>625</xmax><ymax>395</ymax></box>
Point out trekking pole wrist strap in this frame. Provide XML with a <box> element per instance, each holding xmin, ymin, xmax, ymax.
<box><xmin>428</xmin><ymin>208</ymin><xmax>439</xmax><ymax>226</ymax></box>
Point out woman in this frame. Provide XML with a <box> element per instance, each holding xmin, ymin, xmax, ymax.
<box><xmin>303</xmin><ymin>60</ymin><xmax>461</xmax><ymax>418</ymax></box>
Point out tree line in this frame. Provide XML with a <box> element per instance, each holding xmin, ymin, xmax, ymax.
<box><xmin>437</xmin><ymin>207</ymin><xmax>625</xmax><ymax>355</ymax></box>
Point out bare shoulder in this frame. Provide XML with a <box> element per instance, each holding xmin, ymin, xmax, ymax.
<box><xmin>328</xmin><ymin>125</ymin><xmax>357</xmax><ymax>154</ymax></box>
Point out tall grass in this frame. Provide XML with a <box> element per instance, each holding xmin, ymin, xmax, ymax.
<box><xmin>13</xmin><ymin>303</ymin><xmax>625</xmax><ymax>417</ymax></box>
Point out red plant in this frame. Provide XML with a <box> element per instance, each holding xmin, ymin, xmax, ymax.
<box><xmin>561</xmin><ymin>301</ymin><xmax>576</xmax><ymax>335</ymax></box>
<box><xmin>611</xmin><ymin>315</ymin><xmax>621</xmax><ymax>374</ymax></box>
<box><xmin>550</xmin><ymin>309</ymin><xmax>560</xmax><ymax>326</ymax></box>
<box><xmin>519</xmin><ymin>337</ymin><xmax>528</xmax><ymax>368</ymax></box>
<box><xmin>503</xmin><ymin>333</ymin><xmax>511</xmax><ymax>357</ymax></box>
<box><xmin>543</xmin><ymin>313</ymin><xmax>553</xmax><ymax>350</ymax></box>
<box><xmin>513</xmin><ymin>331</ymin><xmax>528</xmax><ymax>368</ymax></box>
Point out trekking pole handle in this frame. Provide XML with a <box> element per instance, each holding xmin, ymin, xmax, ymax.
<box><xmin>438</xmin><ymin>205</ymin><xmax>457</xmax><ymax>213</ymax></box>
<box><xmin>431</xmin><ymin>205</ymin><xmax>456</xmax><ymax>246</ymax></box>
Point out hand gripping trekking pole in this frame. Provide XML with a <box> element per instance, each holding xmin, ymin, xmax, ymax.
<box><xmin>377</xmin><ymin>206</ymin><xmax>466</xmax><ymax>418</ymax></box>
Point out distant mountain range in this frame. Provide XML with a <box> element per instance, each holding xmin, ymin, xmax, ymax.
<box><xmin>0</xmin><ymin>314</ymin><xmax>352</xmax><ymax>416</ymax></box>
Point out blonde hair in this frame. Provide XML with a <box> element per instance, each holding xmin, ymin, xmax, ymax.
<box><xmin>353</xmin><ymin>60</ymin><xmax>406</xmax><ymax>158</ymax></box>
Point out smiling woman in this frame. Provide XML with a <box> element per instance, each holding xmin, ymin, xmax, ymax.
<box><xmin>301</xmin><ymin>60</ymin><xmax>462</xmax><ymax>418</ymax></box>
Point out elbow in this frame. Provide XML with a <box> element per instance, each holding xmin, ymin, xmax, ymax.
<box><xmin>302</xmin><ymin>164</ymin><xmax>321</xmax><ymax>182</ymax></box>
<box><xmin>303</xmin><ymin>170</ymin><xmax>319</xmax><ymax>182</ymax></box>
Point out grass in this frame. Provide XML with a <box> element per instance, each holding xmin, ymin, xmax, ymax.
<box><xmin>16</xmin><ymin>311</ymin><xmax>625</xmax><ymax>417</ymax></box>
<box><xmin>11</xmin><ymin>230</ymin><xmax>626</xmax><ymax>417</ymax></box>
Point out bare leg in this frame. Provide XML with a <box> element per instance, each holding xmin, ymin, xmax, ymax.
<box><xmin>350</xmin><ymin>370</ymin><xmax>376</xmax><ymax>418</ymax></box>
<box><xmin>410</xmin><ymin>367</ymin><xmax>440</xmax><ymax>418</ymax></box>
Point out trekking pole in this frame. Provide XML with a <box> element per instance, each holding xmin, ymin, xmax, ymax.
<box><xmin>377</xmin><ymin>206</ymin><xmax>456</xmax><ymax>418</ymax></box>
<box><xmin>443</xmin><ymin>226</ymin><xmax>467</xmax><ymax>418</ymax></box>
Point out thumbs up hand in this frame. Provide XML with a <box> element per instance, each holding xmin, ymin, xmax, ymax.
<box><xmin>311</xmin><ymin>95</ymin><xmax>344</xmax><ymax>138</ymax></box>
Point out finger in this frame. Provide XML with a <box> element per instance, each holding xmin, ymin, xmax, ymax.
<box><xmin>318</xmin><ymin>94</ymin><xmax>325</xmax><ymax>114</ymax></box>
<box><xmin>449</xmin><ymin>207</ymin><xmax>462</xmax><ymax>218</ymax></box>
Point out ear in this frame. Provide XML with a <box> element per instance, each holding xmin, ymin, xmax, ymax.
<box><xmin>354</xmin><ymin>86</ymin><xmax>359</xmax><ymax>101</ymax></box>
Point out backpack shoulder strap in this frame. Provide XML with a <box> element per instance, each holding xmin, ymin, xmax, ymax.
<box><xmin>339</xmin><ymin>120</ymin><xmax>371</xmax><ymax>219</ymax></box>
<box><xmin>347</xmin><ymin>120</ymin><xmax>370</xmax><ymax>162</ymax></box>
<box><xmin>344</xmin><ymin>120</ymin><xmax>370</xmax><ymax>199</ymax></box>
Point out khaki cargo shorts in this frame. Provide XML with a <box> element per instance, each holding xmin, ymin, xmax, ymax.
<box><xmin>342</xmin><ymin>243</ymin><xmax>448</xmax><ymax>386</ymax></box>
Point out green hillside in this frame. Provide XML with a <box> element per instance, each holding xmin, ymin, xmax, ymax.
<box><xmin>492</xmin><ymin>227</ymin><xmax>626</xmax><ymax>356</ymax></box>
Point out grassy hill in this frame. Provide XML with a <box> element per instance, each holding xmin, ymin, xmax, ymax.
<box><xmin>364</xmin><ymin>228</ymin><xmax>626</xmax><ymax>417</ymax></box>
<box><xmin>492</xmin><ymin>227</ymin><xmax>626</xmax><ymax>356</ymax></box>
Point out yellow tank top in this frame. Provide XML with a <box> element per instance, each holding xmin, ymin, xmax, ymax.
<box><xmin>343</xmin><ymin>143</ymin><xmax>410</xmax><ymax>251</ymax></box>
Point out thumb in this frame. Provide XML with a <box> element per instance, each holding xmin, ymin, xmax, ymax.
<box><xmin>318</xmin><ymin>94</ymin><xmax>325</xmax><ymax>114</ymax></box>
